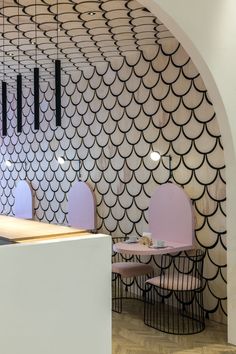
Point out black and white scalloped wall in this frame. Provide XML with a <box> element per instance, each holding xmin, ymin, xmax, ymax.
<box><xmin>0</xmin><ymin>38</ymin><xmax>226</xmax><ymax>323</ymax></box>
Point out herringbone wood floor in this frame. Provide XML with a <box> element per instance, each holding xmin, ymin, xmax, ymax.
<box><xmin>112</xmin><ymin>301</ymin><xmax>236</xmax><ymax>354</ymax></box>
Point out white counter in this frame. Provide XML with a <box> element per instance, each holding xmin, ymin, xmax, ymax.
<box><xmin>0</xmin><ymin>234</ymin><xmax>111</xmax><ymax>354</ymax></box>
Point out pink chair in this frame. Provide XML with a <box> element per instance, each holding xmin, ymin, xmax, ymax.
<box><xmin>14</xmin><ymin>180</ymin><xmax>33</xmax><ymax>219</ymax></box>
<box><xmin>68</xmin><ymin>181</ymin><xmax>96</xmax><ymax>231</ymax></box>
<box><xmin>144</xmin><ymin>250</ymin><xmax>205</xmax><ymax>334</ymax></box>
<box><xmin>144</xmin><ymin>183</ymin><xmax>204</xmax><ymax>334</ymax></box>
<box><xmin>112</xmin><ymin>236</ymin><xmax>154</xmax><ymax>313</ymax></box>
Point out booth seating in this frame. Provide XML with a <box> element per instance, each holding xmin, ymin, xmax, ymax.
<box><xmin>14</xmin><ymin>180</ymin><xmax>34</xmax><ymax>219</ymax></box>
<box><xmin>112</xmin><ymin>237</ymin><xmax>154</xmax><ymax>313</ymax></box>
<box><xmin>68</xmin><ymin>181</ymin><xmax>96</xmax><ymax>231</ymax></box>
<box><xmin>144</xmin><ymin>183</ymin><xmax>205</xmax><ymax>334</ymax></box>
<box><xmin>67</xmin><ymin>182</ymin><xmax>147</xmax><ymax>313</ymax></box>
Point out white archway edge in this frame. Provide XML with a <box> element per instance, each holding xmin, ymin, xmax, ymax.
<box><xmin>14</xmin><ymin>180</ymin><xmax>33</xmax><ymax>219</ymax></box>
<box><xmin>138</xmin><ymin>0</ymin><xmax>236</xmax><ymax>344</ymax></box>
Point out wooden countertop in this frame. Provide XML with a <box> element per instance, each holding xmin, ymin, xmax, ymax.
<box><xmin>0</xmin><ymin>215</ymin><xmax>87</xmax><ymax>243</ymax></box>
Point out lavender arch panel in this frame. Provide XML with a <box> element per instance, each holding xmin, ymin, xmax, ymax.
<box><xmin>149</xmin><ymin>183</ymin><xmax>194</xmax><ymax>245</ymax></box>
<box><xmin>14</xmin><ymin>180</ymin><xmax>33</xmax><ymax>219</ymax></box>
<box><xmin>68</xmin><ymin>181</ymin><xmax>95</xmax><ymax>230</ymax></box>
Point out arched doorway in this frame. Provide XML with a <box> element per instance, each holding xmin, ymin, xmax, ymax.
<box><xmin>138</xmin><ymin>0</ymin><xmax>236</xmax><ymax>345</ymax></box>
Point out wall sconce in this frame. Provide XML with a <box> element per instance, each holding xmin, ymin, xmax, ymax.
<box><xmin>5</xmin><ymin>160</ymin><xmax>12</xmax><ymax>168</ymax></box>
<box><xmin>57</xmin><ymin>156</ymin><xmax>80</xmax><ymax>178</ymax></box>
<box><xmin>150</xmin><ymin>151</ymin><xmax>172</xmax><ymax>181</ymax></box>
<box><xmin>4</xmin><ymin>160</ymin><xmax>28</xmax><ymax>178</ymax></box>
<box><xmin>57</xmin><ymin>156</ymin><xmax>80</xmax><ymax>165</ymax></box>
<box><xmin>57</xmin><ymin>156</ymin><xmax>65</xmax><ymax>165</ymax></box>
<box><xmin>150</xmin><ymin>151</ymin><xmax>161</xmax><ymax>161</ymax></box>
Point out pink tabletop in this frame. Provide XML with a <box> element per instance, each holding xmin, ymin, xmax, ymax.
<box><xmin>113</xmin><ymin>241</ymin><xmax>193</xmax><ymax>256</ymax></box>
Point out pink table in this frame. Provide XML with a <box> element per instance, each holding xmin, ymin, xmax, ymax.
<box><xmin>113</xmin><ymin>241</ymin><xmax>194</xmax><ymax>256</ymax></box>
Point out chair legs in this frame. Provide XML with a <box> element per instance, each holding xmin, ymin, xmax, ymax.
<box><xmin>112</xmin><ymin>272</ymin><xmax>153</xmax><ymax>313</ymax></box>
<box><xmin>144</xmin><ymin>284</ymin><xmax>205</xmax><ymax>334</ymax></box>
<box><xmin>112</xmin><ymin>273</ymin><xmax>123</xmax><ymax>313</ymax></box>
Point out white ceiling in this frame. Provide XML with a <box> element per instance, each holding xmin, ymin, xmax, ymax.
<box><xmin>0</xmin><ymin>0</ymin><xmax>174</xmax><ymax>89</ymax></box>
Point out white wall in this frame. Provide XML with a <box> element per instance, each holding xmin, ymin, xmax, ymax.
<box><xmin>0</xmin><ymin>234</ymin><xmax>111</xmax><ymax>354</ymax></box>
<box><xmin>138</xmin><ymin>0</ymin><xmax>236</xmax><ymax>344</ymax></box>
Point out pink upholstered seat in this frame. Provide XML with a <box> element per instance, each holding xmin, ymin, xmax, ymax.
<box><xmin>112</xmin><ymin>262</ymin><xmax>153</xmax><ymax>278</ymax></box>
<box><xmin>146</xmin><ymin>274</ymin><xmax>201</xmax><ymax>291</ymax></box>
<box><xmin>112</xmin><ymin>237</ymin><xmax>154</xmax><ymax>313</ymax></box>
<box><xmin>144</xmin><ymin>251</ymin><xmax>205</xmax><ymax>334</ymax></box>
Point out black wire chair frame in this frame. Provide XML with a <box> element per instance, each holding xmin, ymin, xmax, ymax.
<box><xmin>144</xmin><ymin>249</ymin><xmax>205</xmax><ymax>335</ymax></box>
<box><xmin>112</xmin><ymin>236</ymin><xmax>154</xmax><ymax>313</ymax></box>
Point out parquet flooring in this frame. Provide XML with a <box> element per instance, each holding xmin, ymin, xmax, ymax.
<box><xmin>112</xmin><ymin>301</ymin><xmax>236</xmax><ymax>354</ymax></box>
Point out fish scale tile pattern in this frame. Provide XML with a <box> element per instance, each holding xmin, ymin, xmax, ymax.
<box><xmin>0</xmin><ymin>38</ymin><xmax>226</xmax><ymax>323</ymax></box>
<box><xmin>0</xmin><ymin>0</ymin><xmax>174</xmax><ymax>89</ymax></box>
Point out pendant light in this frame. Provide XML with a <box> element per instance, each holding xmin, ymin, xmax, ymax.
<box><xmin>34</xmin><ymin>69</ymin><xmax>39</xmax><ymax>130</ymax></box>
<box><xmin>55</xmin><ymin>0</ymin><xmax>61</xmax><ymax>126</ymax></box>
<box><xmin>2</xmin><ymin>82</ymin><xmax>7</xmax><ymax>136</ymax></box>
<box><xmin>17</xmin><ymin>3</ymin><xmax>22</xmax><ymax>133</ymax></box>
<box><xmin>150</xmin><ymin>151</ymin><xmax>172</xmax><ymax>181</ymax></box>
<box><xmin>55</xmin><ymin>59</ymin><xmax>61</xmax><ymax>126</ymax></box>
<box><xmin>34</xmin><ymin>0</ymin><xmax>39</xmax><ymax>130</ymax></box>
<box><xmin>2</xmin><ymin>0</ymin><xmax>7</xmax><ymax>136</ymax></box>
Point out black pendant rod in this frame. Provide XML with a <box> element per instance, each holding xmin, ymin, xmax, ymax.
<box><xmin>17</xmin><ymin>3</ymin><xmax>22</xmax><ymax>133</ymax></box>
<box><xmin>55</xmin><ymin>59</ymin><xmax>61</xmax><ymax>126</ymax></box>
<box><xmin>34</xmin><ymin>0</ymin><xmax>40</xmax><ymax>130</ymax></box>
<box><xmin>2</xmin><ymin>0</ymin><xmax>7</xmax><ymax>136</ymax></box>
<box><xmin>17</xmin><ymin>74</ymin><xmax>22</xmax><ymax>133</ymax></box>
<box><xmin>2</xmin><ymin>82</ymin><xmax>7</xmax><ymax>136</ymax></box>
<box><xmin>55</xmin><ymin>0</ymin><xmax>61</xmax><ymax>127</ymax></box>
<box><xmin>34</xmin><ymin>67</ymin><xmax>40</xmax><ymax>130</ymax></box>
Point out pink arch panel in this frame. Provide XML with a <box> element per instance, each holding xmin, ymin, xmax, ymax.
<box><xmin>149</xmin><ymin>183</ymin><xmax>194</xmax><ymax>246</ymax></box>
<box><xmin>68</xmin><ymin>181</ymin><xmax>96</xmax><ymax>231</ymax></box>
<box><xmin>14</xmin><ymin>180</ymin><xmax>33</xmax><ymax>219</ymax></box>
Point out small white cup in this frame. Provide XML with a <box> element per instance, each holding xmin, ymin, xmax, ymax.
<box><xmin>129</xmin><ymin>235</ymin><xmax>137</xmax><ymax>242</ymax></box>
<box><xmin>153</xmin><ymin>240</ymin><xmax>165</xmax><ymax>248</ymax></box>
<box><xmin>142</xmin><ymin>232</ymin><xmax>152</xmax><ymax>239</ymax></box>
